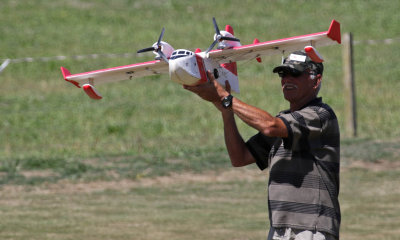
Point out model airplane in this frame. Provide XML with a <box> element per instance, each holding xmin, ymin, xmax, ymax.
<box><xmin>61</xmin><ymin>18</ymin><xmax>341</xmax><ymax>100</ymax></box>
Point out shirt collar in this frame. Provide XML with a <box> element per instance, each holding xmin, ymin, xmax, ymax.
<box><xmin>279</xmin><ymin>97</ymin><xmax>323</xmax><ymax>114</ymax></box>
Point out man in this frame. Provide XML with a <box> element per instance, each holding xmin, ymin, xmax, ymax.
<box><xmin>184</xmin><ymin>50</ymin><xmax>341</xmax><ymax>240</ymax></box>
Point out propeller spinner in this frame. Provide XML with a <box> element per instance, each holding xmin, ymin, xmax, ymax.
<box><xmin>137</xmin><ymin>28</ymin><xmax>170</xmax><ymax>63</ymax></box>
<box><xmin>205</xmin><ymin>17</ymin><xmax>240</xmax><ymax>54</ymax></box>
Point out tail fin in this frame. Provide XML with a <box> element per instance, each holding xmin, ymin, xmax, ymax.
<box><xmin>219</xmin><ymin>62</ymin><xmax>239</xmax><ymax>93</ymax></box>
<box><xmin>219</xmin><ymin>23</ymin><xmax>239</xmax><ymax>92</ymax></box>
<box><xmin>225</xmin><ymin>25</ymin><xmax>234</xmax><ymax>35</ymax></box>
<box><xmin>202</xmin><ymin>54</ymin><xmax>239</xmax><ymax>93</ymax></box>
<box><xmin>221</xmin><ymin>62</ymin><xmax>237</xmax><ymax>76</ymax></box>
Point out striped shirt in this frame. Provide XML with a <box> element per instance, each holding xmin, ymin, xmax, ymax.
<box><xmin>246</xmin><ymin>97</ymin><xmax>340</xmax><ymax>238</ymax></box>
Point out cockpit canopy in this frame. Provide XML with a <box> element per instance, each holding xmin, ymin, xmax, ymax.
<box><xmin>170</xmin><ymin>49</ymin><xmax>194</xmax><ymax>60</ymax></box>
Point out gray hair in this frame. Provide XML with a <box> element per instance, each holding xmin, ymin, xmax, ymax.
<box><xmin>316</xmin><ymin>82</ymin><xmax>322</xmax><ymax>96</ymax></box>
<box><xmin>310</xmin><ymin>72</ymin><xmax>322</xmax><ymax>96</ymax></box>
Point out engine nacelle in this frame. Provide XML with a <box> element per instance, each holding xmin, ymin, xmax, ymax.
<box><xmin>152</xmin><ymin>41</ymin><xmax>174</xmax><ymax>59</ymax></box>
<box><xmin>215</xmin><ymin>31</ymin><xmax>242</xmax><ymax>49</ymax></box>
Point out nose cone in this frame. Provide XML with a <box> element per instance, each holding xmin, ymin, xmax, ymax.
<box><xmin>169</xmin><ymin>56</ymin><xmax>201</xmax><ymax>86</ymax></box>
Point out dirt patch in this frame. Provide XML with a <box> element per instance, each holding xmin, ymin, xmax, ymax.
<box><xmin>346</xmin><ymin>159</ymin><xmax>400</xmax><ymax>171</ymax></box>
<box><xmin>2</xmin><ymin>159</ymin><xmax>398</xmax><ymax>196</ymax></box>
<box><xmin>0</xmin><ymin>167</ymin><xmax>267</xmax><ymax>195</ymax></box>
<box><xmin>20</xmin><ymin>170</ymin><xmax>58</xmax><ymax>178</ymax></box>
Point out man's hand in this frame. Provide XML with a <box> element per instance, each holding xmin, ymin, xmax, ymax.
<box><xmin>183</xmin><ymin>71</ymin><xmax>231</xmax><ymax>104</ymax></box>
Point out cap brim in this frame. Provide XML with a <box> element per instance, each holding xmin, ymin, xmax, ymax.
<box><xmin>273</xmin><ymin>65</ymin><xmax>298</xmax><ymax>73</ymax></box>
<box><xmin>273</xmin><ymin>66</ymin><xmax>286</xmax><ymax>73</ymax></box>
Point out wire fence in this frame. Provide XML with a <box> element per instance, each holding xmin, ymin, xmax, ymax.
<box><xmin>354</xmin><ymin>37</ymin><xmax>400</xmax><ymax>45</ymax></box>
<box><xmin>1</xmin><ymin>36</ymin><xmax>399</xmax><ymax>74</ymax></box>
<box><xmin>0</xmin><ymin>52</ymin><xmax>150</xmax><ymax>74</ymax></box>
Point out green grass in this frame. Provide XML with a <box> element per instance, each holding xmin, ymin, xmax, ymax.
<box><xmin>0</xmin><ymin>0</ymin><xmax>399</xmax><ymax>182</ymax></box>
<box><xmin>1</xmin><ymin>137</ymin><xmax>399</xmax><ymax>186</ymax></box>
<box><xmin>0</xmin><ymin>1</ymin><xmax>400</xmax><ymax>238</ymax></box>
<box><xmin>1</xmin><ymin>168</ymin><xmax>399</xmax><ymax>240</ymax></box>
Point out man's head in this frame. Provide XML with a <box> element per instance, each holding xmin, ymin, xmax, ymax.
<box><xmin>273</xmin><ymin>50</ymin><xmax>324</xmax><ymax>77</ymax></box>
<box><xmin>273</xmin><ymin>50</ymin><xmax>323</xmax><ymax>110</ymax></box>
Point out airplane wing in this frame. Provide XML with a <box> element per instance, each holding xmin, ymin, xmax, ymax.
<box><xmin>207</xmin><ymin>19</ymin><xmax>341</xmax><ymax>64</ymax></box>
<box><xmin>61</xmin><ymin>60</ymin><xmax>169</xmax><ymax>88</ymax></box>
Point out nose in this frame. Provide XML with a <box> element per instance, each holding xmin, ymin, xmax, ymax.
<box><xmin>281</xmin><ymin>75</ymin><xmax>294</xmax><ymax>84</ymax></box>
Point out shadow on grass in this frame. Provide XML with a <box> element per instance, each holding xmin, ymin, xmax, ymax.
<box><xmin>0</xmin><ymin>147</ymin><xmax>230</xmax><ymax>185</ymax></box>
<box><xmin>1</xmin><ymin>138</ymin><xmax>399</xmax><ymax>185</ymax></box>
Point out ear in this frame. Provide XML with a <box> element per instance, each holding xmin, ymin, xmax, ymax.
<box><xmin>313</xmin><ymin>74</ymin><xmax>322</xmax><ymax>90</ymax></box>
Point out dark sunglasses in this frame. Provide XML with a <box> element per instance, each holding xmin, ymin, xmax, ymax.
<box><xmin>278</xmin><ymin>70</ymin><xmax>303</xmax><ymax>78</ymax></box>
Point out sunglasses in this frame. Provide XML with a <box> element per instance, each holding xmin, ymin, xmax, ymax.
<box><xmin>278</xmin><ymin>70</ymin><xmax>303</xmax><ymax>78</ymax></box>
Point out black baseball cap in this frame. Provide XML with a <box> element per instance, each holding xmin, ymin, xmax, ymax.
<box><xmin>273</xmin><ymin>50</ymin><xmax>324</xmax><ymax>75</ymax></box>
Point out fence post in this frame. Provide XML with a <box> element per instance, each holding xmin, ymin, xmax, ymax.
<box><xmin>342</xmin><ymin>32</ymin><xmax>357</xmax><ymax>137</ymax></box>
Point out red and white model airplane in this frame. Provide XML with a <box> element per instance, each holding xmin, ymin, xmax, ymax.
<box><xmin>61</xmin><ymin>18</ymin><xmax>341</xmax><ymax>100</ymax></box>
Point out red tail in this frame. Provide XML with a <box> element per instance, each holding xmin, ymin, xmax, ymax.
<box><xmin>221</xmin><ymin>62</ymin><xmax>237</xmax><ymax>76</ymax></box>
<box><xmin>225</xmin><ymin>25</ymin><xmax>234</xmax><ymax>35</ymax></box>
<box><xmin>221</xmin><ymin>25</ymin><xmax>238</xmax><ymax>76</ymax></box>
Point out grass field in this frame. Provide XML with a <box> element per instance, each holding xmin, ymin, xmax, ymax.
<box><xmin>1</xmin><ymin>167</ymin><xmax>400</xmax><ymax>240</ymax></box>
<box><xmin>1</xmin><ymin>0</ymin><xmax>400</xmax><ymax>239</ymax></box>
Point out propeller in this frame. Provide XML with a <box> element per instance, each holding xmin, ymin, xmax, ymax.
<box><xmin>205</xmin><ymin>17</ymin><xmax>240</xmax><ymax>54</ymax></box>
<box><xmin>137</xmin><ymin>28</ymin><xmax>169</xmax><ymax>63</ymax></box>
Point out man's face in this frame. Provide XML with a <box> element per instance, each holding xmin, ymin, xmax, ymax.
<box><xmin>280</xmin><ymin>70</ymin><xmax>317</xmax><ymax>103</ymax></box>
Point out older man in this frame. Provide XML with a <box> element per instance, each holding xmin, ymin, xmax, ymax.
<box><xmin>184</xmin><ymin>50</ymin><xmax>341</xmax><ymax>240</ymax></box>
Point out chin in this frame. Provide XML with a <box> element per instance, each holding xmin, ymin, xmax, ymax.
<box><xmin>283</xmin><ymin>92</ymin><xmax>297</xmax><ymax>102</ymax></box>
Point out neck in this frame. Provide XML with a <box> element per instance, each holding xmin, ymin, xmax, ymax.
<box><xmin>289</xmin><ymin>95</ymin><xmax>317</xmax><ymax>112</ymax></box>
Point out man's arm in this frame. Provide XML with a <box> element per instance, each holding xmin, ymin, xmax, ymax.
<box><xmin>220</xmin><ymin>108</ymin><xmax>256</xmax><ymax>167</ymax></box>
<box><xmin>184</xmin><ymin>71</ymin><xmax>288</xmax><ymax>138</ymax></box>
<box><xmin>230</xmin><ymin>97</ymin><xmax>288</xmax><ymax>138</ymax></box>
<box><xmin>183</xmin><ymin>71</ymin><xmax>287</xmax><ymax>166</ymax></box>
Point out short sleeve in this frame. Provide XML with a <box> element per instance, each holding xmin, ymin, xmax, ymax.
<box><xmin>246</xmin><ymin>132</ymin><xmax>277</xmax><ymax>170</ymax></box>
<box><xmin>278</xmin><ymin>107</ymin><xmax>323</xmax><ymax>152</ymax></box>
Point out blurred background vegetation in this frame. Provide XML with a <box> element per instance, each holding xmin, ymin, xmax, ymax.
<box><xmin>1</xmin><ymin>0</ymin><xmax>399</xmax><ymax>184</ymax></box>
<box><xmin>1</xmin><ymin>1</ymin><xmax>400</xmax><ymax>240</ymax></box>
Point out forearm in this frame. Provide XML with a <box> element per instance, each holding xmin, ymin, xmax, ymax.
<box><xmin>220</xmin><ymin>109</ymin><xmax>255</xmax><ymax>167</ymax></box>
<box><xmin>231</xmin><ymin>97</ymin><xmax>288</xmax><ymax>138</ymax></box>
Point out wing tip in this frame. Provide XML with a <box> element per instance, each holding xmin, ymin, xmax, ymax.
<box><xmin>60</xmin><ymin>67</ymin><xmax>70</xmax><ymax>78</ymax></box>
<box><xmin>61</xmin><ymin>67</ymin><xmax>80</xmax><ymax>88</ymax></box>
<box><xmin>327</xmin><ymin>19</ymin><xmax>341</xmax><ymax>44</ymax></box>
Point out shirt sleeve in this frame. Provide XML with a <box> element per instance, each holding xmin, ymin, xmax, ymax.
<box><xmin>277</xmin><ymin>108</ymin><xmax>323</xmax><ymax>152</ymax></box>
<box><xmin>246</xmin><ymin>132</ymin><xmax>277</xmax><ymax>170</ymax></box>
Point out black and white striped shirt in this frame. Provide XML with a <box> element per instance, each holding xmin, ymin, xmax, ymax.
<box><xmin>246</xmin><ymin>97</ymin><xmax>340</xmax><ymax>238</ymax></box>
